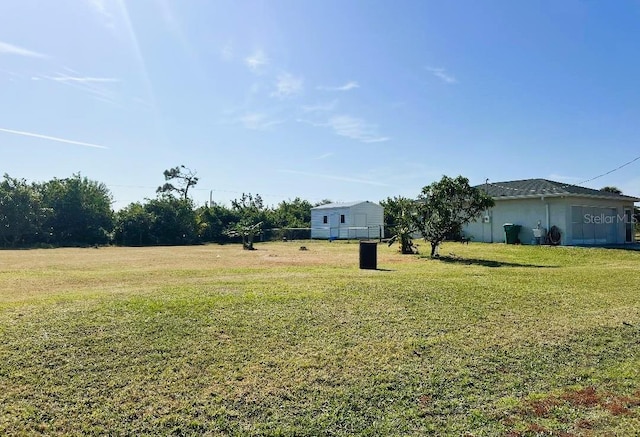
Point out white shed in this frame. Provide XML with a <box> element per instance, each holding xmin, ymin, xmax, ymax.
<box><xmin>311</xmin><ymin>201</ymin><xmax>384</xmax><ymax>240</ymax></box>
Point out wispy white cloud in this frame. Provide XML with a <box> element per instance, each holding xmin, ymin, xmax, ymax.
<box><xmin>314</xmin><ymin>152</ymin><xmax>335</xmax><ymax>160</ymax></box>
<box><xmin>220</xmin><ymin>42</ymin><xmax>234</xmax><ymax>61</ymax></box>
<box><xmin>1</xmin><ymin>69</ymin><xmax>22</xmax><ymax>79</ymax></box>
<box><xmin>0</xmin><ymin>127</ymin><xmax>108</xmax><ymax>149</ymax></box>
<box><xmin>271</xmin><ymin>72</ymin><xmax>303</xmax><ymax>99</ymax></box>
<box><xmin>238</xmin><ymin>113</ymin><xmax>284</xmax><ymax>130</ymax></box>
<box><xmin>88</xmin><ymin>0</ymin><xmax>110</xmax><ymax>15</ymax></box>
<box><xmin>547</xmin><ymin>174</ymin><xmax>584</xmax><ymax>182</ymax></box>
<box><xmin>87</xmin><ymin>0</ymin><xmax>116</xmax><ymax>28</ymax></box>
<box><xmin>295</xmin><ymin>118</ymin><xmax>326</xmax><ymax>128</ymax></box>
<box><xmin>245</xmin><ymin>50</ymin><xmax>269</xmax><ymax>72</ymax></box>
<box><xmin>302</xmin><ymin>100</ymin><xmax>338</xmax><ymax>113</ymax></box>
<box><xmin>317</xmin><ymin>81</ymin><xmax>359</xmax><ymax>91</ymax></box>
<box><xmin>87</xmin><ymin>0</ymin><xmax>160</xmax><ymax>113</ymax></box>
<box><xmin>327</xmin><ymin>115</ymin><xmax>389</xmax><ymax>143</ymax></box>
<box><xmin>426</xmin><ymin>67</ymin><xmax>457</xmax><ymax>84</ymax></box>
<box><xmin>116</xmin><ymin>2</ymin><xmax>159</xmax><ymax>114</ymax></box>
<box><xmin>33</xmin><ymin>71</ymin><xmax>121</xmax><ymax>106</ymax></box>
<box><xmin>279</xmin><ymin>169</ymin><xmax>389</xmax><ymax>187</ymax></box>
<box><xmin>132</xmin><ymin>96</ymin><xmax>154</xmax><ymax>110</ymax></box>
<box><xmin>155</xmin><ymin>0</ymin><xmax>204</xmax><ymax>75</ymax></box>
<box><xmin>50</xmin><ymin>76</ymin><xmax>120</xmax><ymax>83</ymax></box>
<box><xmin>0</xmin><ymin>41</ymin><xmax>48</xmax><ymax>59</ymax></box>
<box><xmin>156</xmin><ymin>0</ymin><xmax>179</xmax><ymax>31</ymax></box>
<box><xmin>297</xmin><ymin>115</ymin><xmax>389</xmax><ymax>143</ymax></box>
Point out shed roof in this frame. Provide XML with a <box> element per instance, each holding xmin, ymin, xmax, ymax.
<box><xmin>480</xmin><ymin>179</ymin><xmax>639</xmax><ymax>201</ymax></box>
<box><xmin>311</xmin><ymin>201</ymin><xmax>380</xmax><ymax>210</ymax></box>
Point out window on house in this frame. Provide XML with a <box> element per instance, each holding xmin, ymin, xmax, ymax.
<box><xmin>323</xmin><ymin>215</ymin><xmax>328</xmax><ymax>224</ymax></box>
<box><xmin>340</xmin><ymin>214</ymin><xmax>345</xmax><ymax>224</ymax></box>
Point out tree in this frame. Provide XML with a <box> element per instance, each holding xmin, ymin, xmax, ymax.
<box><xmin>113</xmin><ymin>202</ymin><xmax>154</xmax><ymax>246</ymax></box>
<box><xmin>380</xmin><ymin>196</ymin><xmax>419</xmax><ymax>254</ymax></box>
<box><xmin>271</xmin><ymin>198</ymin><xmax>312</xmax><ymax>229</ymax></box>
<box><xmin>600</xmin><ymin>186</ymin><xmax>623</xmax><ymax>194</ymax></box>
<box><xmin>224</xmin><ymin>221</ymin><xmax>263</xmax><ymax>250</ymax></box>
<box><xmin>39</xmin><ymin>174</ymin><xmax>114</xmax><ymax>246</ymax></box>
<box><xmin>226</xmin><ymin>193</ymin><xmax>270</xmax><ymax>249</ymax></box>
<box><xmin>230</xmin><ymin>193</ymin><xmax>272</xmax><ymax>227</ymax></box>
<box><xmin>0</xmin><ymin>174</ymin><xmax>45</xmax><ymax>247</ymax></box>
<box><xmin>417</xmin><ymin>175</ymin><xmax>494</xmax><ymax>257</ymax></box>
<box><xmin>145</xmin><ymin>197</ymin><xmax>198</xmax><ymax>245</ymax></box>
<box><xmin>114</xmin><ymin>197</ymin><xmax>198</xmax><ymax>246</ymax></box>
<box><xmin>156</xmin><ymin>165</ymin><xmax>198</xmax><ymax>200</ymax></box>
<box><xmin>195</xmin><ymin>203</ymin><xmax>239</xmax><ymax>243</ymax></box>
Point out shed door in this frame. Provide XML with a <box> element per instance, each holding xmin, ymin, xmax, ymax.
<box><xmin>329</xmin><ymin>214</ymin><xmax>340</xmax><ymax>238</ymax></box>
<box><xmin>354</xmin><ymin>214</ymin><xmax>367</xmax><ymax>238</ymax></box>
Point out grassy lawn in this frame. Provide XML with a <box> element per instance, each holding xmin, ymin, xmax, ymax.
<box><xmin>1</xmin><ymin>241</ymin><xmax>640</xmax><ymax>436</ymax></box>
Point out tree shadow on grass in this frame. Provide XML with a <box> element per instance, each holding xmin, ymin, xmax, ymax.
<box><xmin>597</xmin><ymin>243</ymin><xmax>640</xmax><ymax>252</ymax></box>
<box><xmin>435</xmin><ymin>255</ymin><xmax>558</xmax><ymax>268</ymax></box>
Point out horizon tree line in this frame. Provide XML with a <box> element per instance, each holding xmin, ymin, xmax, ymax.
<box><xmin>1</xmin><ymin>167</ymin><xmax>638</xmax><ymax>250</ymax></box>
<box><xmin>0</xmin><ymin>167</ymin><xmax>318</xmax><ymax>249</ymax></box>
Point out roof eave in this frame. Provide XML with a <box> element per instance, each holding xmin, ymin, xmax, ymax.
<box><xmin>493</xmin><ymin>193</ymin><xmax>640</xmax><ymax>202</ymax></box>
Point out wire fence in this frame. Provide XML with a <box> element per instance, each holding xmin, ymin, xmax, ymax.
<box><xmin>260</xmin><ymin>228</ymin><xmax>312</xmax><ymax>241</ymax></box>
<box><xmin>259</xmin><ymin>226</ymin><xmax>384</xmax><ymax>242</ymax></box>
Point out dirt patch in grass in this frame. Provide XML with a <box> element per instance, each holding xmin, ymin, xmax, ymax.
<box><xmin>505</xmin><ymin>386</ymin><xmax>640</xmax><ymax>435</ymax></box>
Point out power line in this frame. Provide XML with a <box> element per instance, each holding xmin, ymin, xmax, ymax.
<box><xmin>486</xmin><ymin>152</ymin><xmax>640</xmax><ymax>193</ymax></box>
<box><xmin>576</xmin><ymin>154</ymin><xmax>640</xmax><ymax>185</ymax></box>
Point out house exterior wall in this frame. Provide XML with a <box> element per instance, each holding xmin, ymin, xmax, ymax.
<box><xmin>311</xmin><ymin>202</ymin><xmax>384</xmax><ymax>239</ymax></box>
<box><xmin>464</xmin><ymin>196</ymin><xmax>635</xmax><ymax>245</ymax></box>
<box><xmin>564</xmin><ymin>196</ymin><xmax>635</xmax><ymax>245</ymax></box>
<box><xmin>464</xmin><ymin>197</ymin><xmax>564</xmax><ymax>244</ymax></box>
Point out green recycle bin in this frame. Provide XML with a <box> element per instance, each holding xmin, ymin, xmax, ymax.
<box><xmin>503</xmin><ymin>223</ymin><xmax>521</xmax><ymax>244</ymax></box>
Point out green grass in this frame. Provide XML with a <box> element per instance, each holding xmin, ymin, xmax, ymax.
<box><xmin>1</xmin><ymin>241</ymin><xmax>640</xmax><ymax>435</ymax></box>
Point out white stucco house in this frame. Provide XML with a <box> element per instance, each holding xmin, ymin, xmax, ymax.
<box><xmin>463</xmin><ymin>179</ymin><xmax>638</xmax><ymax>246</ymax></box>
<box><xmin>311</xmin><ymin>201</ymin><xmax>384</xmax><ymax>240</ymax></box>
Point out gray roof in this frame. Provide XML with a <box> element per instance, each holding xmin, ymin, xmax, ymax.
<box><xmin>479</xmin><ymin>179</ymin><xmax>639</xmax><ymax>201</ymax></box>
<box><xmin>311</xmin><ymin>200</ymin><xmax>380</xmax><ymax>210</ymax></box>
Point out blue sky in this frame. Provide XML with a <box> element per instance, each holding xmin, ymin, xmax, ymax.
<box><xmin>1</xmin><ymin>0</ymin><xmax>639</xmax><ymax>209</ymax></box>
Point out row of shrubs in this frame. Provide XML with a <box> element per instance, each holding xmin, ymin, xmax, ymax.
<box><xmin>0</xmin><ymin>173</ymin><xmax>316</xmax><ymax>248</ymax></box>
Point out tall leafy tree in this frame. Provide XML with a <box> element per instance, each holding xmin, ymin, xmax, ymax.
<box><xmin>0</xmin><ymin>174</ymin><xmax>45</xmax><ymax>247</ymax></box>
<box><xmin>381</xmin><ymin>196</ymin><xmax>419</xmax><ymax>254</ymax></box>
<box><xmin>145</xmin><ymin>197</ymin><xmax>198</xmax><ymax>245</ymax></box>
<box><xmin>417</xmin><ymin>175</ymin><xmax>494</xmax><ymax>257</ymax></box>
<box><xmin>195</xmin><ymin>203</ymin><xmax>239</xmax><ymax>243</ymax></box>
<box><xmin>113</xmin><ymin>202</ymin><xmax>154</xmax><ymax>246</ymax></box>
<box><xmin>271</xmin><ymin>198</ymin><xmax>312</xmax><ymax>228</ymax></box>
<box><xmin>156</xmin><ymin>165</ymin><xmax>199</xmax><ymax>200</ymax></box>
<box><xmin>39</xmin><ymin>174</ymin><xmax>114</xmax><ymax>246</ymax></box>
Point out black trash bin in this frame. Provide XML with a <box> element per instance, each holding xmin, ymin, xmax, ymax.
<box><xmin>503</xmin><ymin>223</ymin><xmax>522</xmax><ymax>244</ymax></box>
<box><xmin>359</xmin><ymin>241</ymin><xmax>377</xmax><ymax>270</ymax></box>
